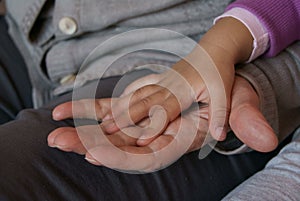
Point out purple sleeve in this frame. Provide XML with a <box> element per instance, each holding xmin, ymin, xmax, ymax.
<box><xmin>227</xmin><ymin>0</ymin><xmax>300</xmax><ymax>57</ymax></box>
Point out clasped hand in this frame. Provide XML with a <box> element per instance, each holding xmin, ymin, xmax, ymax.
<box><xmin>48</xmin><ymin>66</ymin><xmax>277</xmax><ymax>172</ymax></box>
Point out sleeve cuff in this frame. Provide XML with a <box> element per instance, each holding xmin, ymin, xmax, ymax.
<box><xmin>214</xmin><ymin>8</ymin><xmax>270</xmax><ymax>63</ymax></box>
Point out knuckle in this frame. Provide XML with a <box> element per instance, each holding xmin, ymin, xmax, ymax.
<box><xmin>140</xmin><ymin>97</ymin><xmax>153</xmax><ymax>108</ymax></box>
<box><xmin>213</xmin><ymin>106</ymin><xmax>230</xmax><ymax>117</ymax></box>
<box><xmin>156</xmin><ymin>88</ymin><xmax>171</xmax><ymax>98</ymax></box>
<box><xmin>133</xmin><ymin>87</ymin><xmax>146</xmax><ymax>98</ymax></box>
<box><xmin>162</xmin><ymin>104</ymin><xmax>176</xmax><ymax>118</ymax></box>
<box><xmin>132</xmin><ymin>84</ymin><xmax>157</xmax><ymax>100</ymax></box>
<box><xmin>235</xmin><ymin>103</ymin><xmax>253</xmax><ymax>112</ymax></box>
<box><xmin>95</xmin><ymin>101</ymin><xmax>109</xmax><ymax>119</ymax></box>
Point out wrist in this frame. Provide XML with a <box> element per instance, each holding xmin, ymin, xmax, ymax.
<box><xmin>199</xmin><ymin>17</ymin><xmax>253</xmax><ymax>65</ymax></box>
<box><xmin>214</xmin><ymin>8</ymin><xmax>270</xmax><ymax>63</ymax></box>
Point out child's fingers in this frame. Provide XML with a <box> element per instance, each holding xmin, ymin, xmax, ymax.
<box><xmin>47</xmin><ymin>127</ymin><xmax>87</xmax><ymax>154</ymax></box>
<box><xmin>121</xmin><ymin>73</ymin><xmax>159</xmax><ymax>97</ymax></box>
<box><xmin>209</xmin><ymin>103</ymin><xmax>230</xmax><ymax>141</ymax></box>
<box><xmin>104</xmin><ymin>84</ymin><xmax>162</xmax><ymax>122</ymax></box>
<box><xmin>101</xmin><ymin>89</ymin><xmax>180</xmax><ymax>134</ymax></box>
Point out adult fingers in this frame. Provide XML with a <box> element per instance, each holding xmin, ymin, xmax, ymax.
<box><xmin>47</xmin><ymin>127</ymin><xmax>87</xmax><ymax>154</ymax></box>
<box><xmin>84</xmin><ymin>134</ymin><xmax>175</xmax><ymax>172</ymax></box>
<box><xmin>120</xmin><ymin>73</ymin><xmax>159</xmax><ymax>97</ymax></box>
<box><xmin>48</xmin><ymin>125</ymin><xmax>138</xmax><ymax>155</ymax></box>
<box><xmin>84</xmin><ymin>108</ymin><xmax>207</xmax><ymax>172</ymax></box>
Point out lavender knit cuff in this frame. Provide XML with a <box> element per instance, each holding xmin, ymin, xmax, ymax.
<box><xmin>214</xmin><ymin>8</ymin><xmax>269</xmax><ymax>63</ymax></box>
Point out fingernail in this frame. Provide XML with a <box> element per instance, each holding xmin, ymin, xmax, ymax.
<box><xmin>102</xmin><ymin>114</ymin><xmax>112</xmax><ymax>121</ymax></box>
<box><xmin>48</xmin><ymin>142</ymin><xmax>61</xmax><ymax>149</ymax></box>
<box><xmin>85</xmin><ymin>156</ymin><xmax>101</xmax><ymax>165</ymax></box>
<box><xmin>52</xmin><ymin>110</ymin><xmax>62</xmax><ymax>120</ymax></box>
<box><xmin>51</xmin><ymin>144</ymin><xmax>72</xmax><ymax>152</ymax></box>
<box><xmin>215</xmin><ymin>127</ymin><xmax>226</xmax><ymax>141</ymax></box>
<box><xmin>55</xmin><ymin>145</ymin><xmax>69</xmax><ymax>150</ymax></box>
<box><xmin>47</xmin><ymin>139</ymin><xmax>60</xmax><ymax>148</ymax></box>
<box><xmin>101</xmin><ymin>121</ymin><xmax>117</xmax><ymax>133</ymax></box>
<box><xmin>47</xmin><ymin>136</ymin><xmax>62</xmax><ymax>149</ymax></box>
<box><xmin>47</xmin><ymin>134</ymin><xmax>56</xmax><ymax>147</ymax></box>
<box><xmin>48</xmin><ymin>143</ymin><xmax>56</xmax><ymax>148</ymax></box>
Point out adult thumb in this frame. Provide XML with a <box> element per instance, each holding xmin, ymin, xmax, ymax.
<box><xmin>229</xmin><ymin>76</ymin><xmax>278</xmax><ymax>152</ymax></box>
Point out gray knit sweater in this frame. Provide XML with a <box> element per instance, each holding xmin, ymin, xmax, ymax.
<box><xmin>5</xmin><ymin>0</ymin><xmax>232</xmax><ymax>107</ymax></box>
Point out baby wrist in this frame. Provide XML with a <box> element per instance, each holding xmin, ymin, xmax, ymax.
<box><xmin>214</xmin><ymin>8</ymin><xmax>270</xmax><ymax>63</ymax></box>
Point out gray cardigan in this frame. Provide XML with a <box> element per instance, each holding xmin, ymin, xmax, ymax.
<box><xmin>5</xmin><ymin>0</ymin><xmax>231</xmax><ymax>107</ymax></box>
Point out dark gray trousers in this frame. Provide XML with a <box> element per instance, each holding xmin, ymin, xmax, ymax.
<box><xmin>0</xmin><ymin>16</ymin><xmax>32</xmax><ymax>124</ymax></box>
<box><xmin>0</xmin><ymin>73</ymin><xmax>289</xmax><ymax>201</ymax></box>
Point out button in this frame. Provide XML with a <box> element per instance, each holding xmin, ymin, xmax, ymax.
<box><xmin>58</xmin><ymin>17</ymin><xmax>77</xmax><ymax>35</ymax></box>
<box><xmin>60</xmin><ymin>74</ymin><xmax>76</xmax><ymax>85</ymax></box>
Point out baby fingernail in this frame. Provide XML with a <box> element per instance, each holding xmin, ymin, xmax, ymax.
<box><xmin>215</xmin><ymin>127</ymin><xmax>226</xmax><ymax>141</ymax></box>
<box><xmin>102</xmin><ymin>114</ymin><xmax>112</xmax><ymax>121</ymax></box>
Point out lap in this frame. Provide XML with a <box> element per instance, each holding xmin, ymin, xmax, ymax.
<box><xmin>0</xmin><ymin>70</ymin><xmax>287</xmax><ymax>201</ymax></box>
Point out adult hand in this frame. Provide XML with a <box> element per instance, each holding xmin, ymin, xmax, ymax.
<box><xmin>48</xmin><ymin>76</ymin><xmax>278</xmax><ymax>172</ymax></box>
<box><xmin>48</xmin><ymin>99</ymin><xmax>209</xmax><ymax>172</ymax></box>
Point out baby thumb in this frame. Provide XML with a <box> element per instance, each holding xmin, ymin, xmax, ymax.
<box><xmin>209</xmin><ymin>104</ymin><xmax>230</xmax><ymax>141</ymax></box>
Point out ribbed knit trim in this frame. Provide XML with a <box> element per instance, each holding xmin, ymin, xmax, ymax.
<box><xmin>227</xmin><ymin>0</ymin><xmax>300</xmax><ymax>57</ymax></box>
<box><xmin>214</xmin><ymin>7</ymin><xmax>269</xmax><ymax>63</ymax></box>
